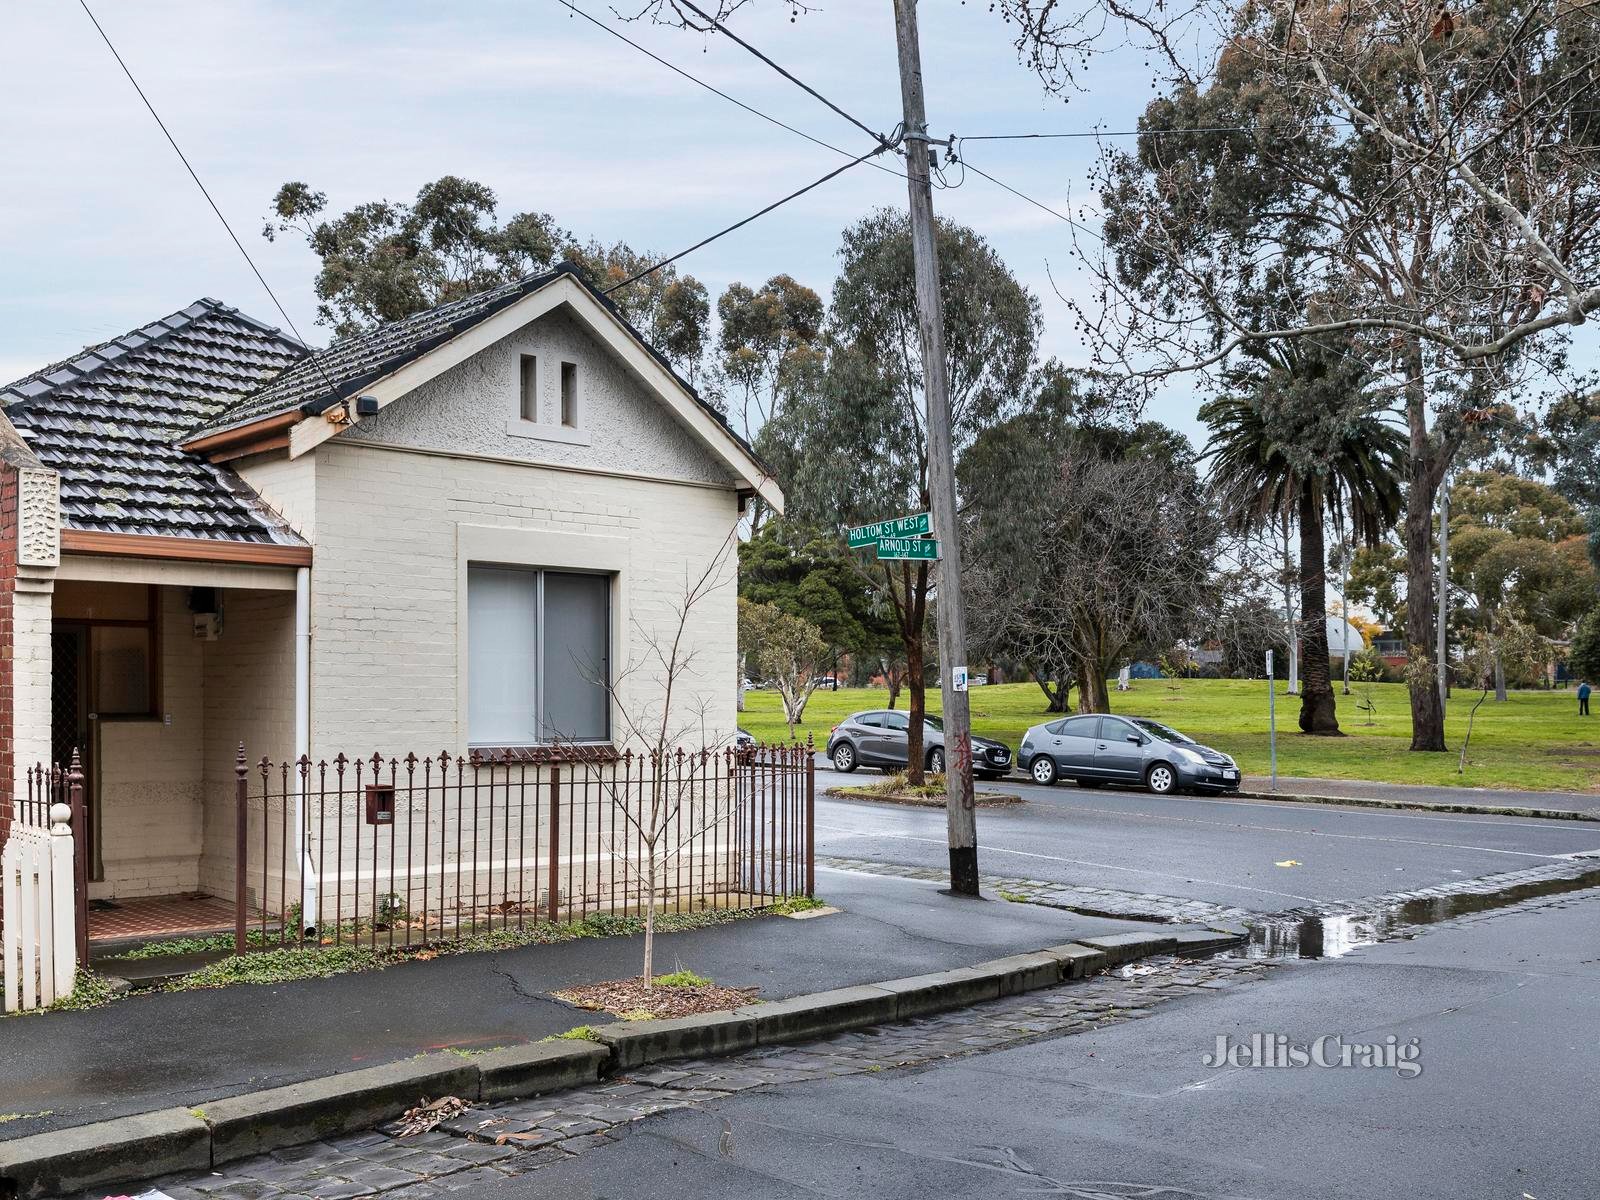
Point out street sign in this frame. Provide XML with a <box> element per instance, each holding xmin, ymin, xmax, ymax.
<box><xmin>876</xmin><ymin>536</ymin><xmax>940</xmax><ymax>560</ymax></box>
<box><xmin>848</xmin><ymin>512</ymin><xmax>931</xmax><ymax>548</ymax></box>
<box><xmin>952</xmin><ymin>665</ymin><xmax>969</xmax><ymax>692</ymax></box>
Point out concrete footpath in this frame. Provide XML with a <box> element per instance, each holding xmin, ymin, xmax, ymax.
<box><xmin>0</xmin><ymin>870</ymin><xmax>1164</xmax><ymax>1142</ymax></box>
<box><xmin>1240</xmin><ymin>774</ymin><xmax>1600</xmax><ymax>819</ymax></box>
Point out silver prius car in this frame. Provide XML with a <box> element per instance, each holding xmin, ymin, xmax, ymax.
<box><xmin>1018</xmin><ymin>714</ymin><xmax>1240</xmax><ymax>795</ymax></box>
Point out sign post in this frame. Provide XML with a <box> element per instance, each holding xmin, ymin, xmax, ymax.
<box><xmin>1266</xmin><ymin>649</ymin><xmax>1277</xmax><ymax>793</ymax></box>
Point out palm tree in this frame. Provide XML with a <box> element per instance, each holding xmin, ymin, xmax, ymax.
<box><xmin>1201</xmin><ymin>347</ymin><xmax>1405</xmax><ymax>734</ymax></box>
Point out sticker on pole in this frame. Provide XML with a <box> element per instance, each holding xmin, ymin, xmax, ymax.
<box><xmin>952</xmin><ymin>666</ymin><xmax>969</xmax><ymax>692</ymax></box>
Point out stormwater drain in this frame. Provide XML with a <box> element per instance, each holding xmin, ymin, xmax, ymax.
<box><xmin>1232</xmin><ymin>863</ymin><xmax>1600</xmax><ymax>960</ymax></box>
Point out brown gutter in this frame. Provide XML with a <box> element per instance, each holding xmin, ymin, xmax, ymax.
<box><xmin>62</xmin><ymin>530</ymin><xmax>312</xmax><ymax>567</ymax></box>
<box><xmin>181</xmin><ymin>411</ymin><xmax>299</xmax><ymax>463</ymax></box>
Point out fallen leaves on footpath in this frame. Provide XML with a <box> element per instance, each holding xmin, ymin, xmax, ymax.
<box><xmin>393</xmin><ymin>1095</ymin><xmax>471</xmax><ymax>1137</ymax></box>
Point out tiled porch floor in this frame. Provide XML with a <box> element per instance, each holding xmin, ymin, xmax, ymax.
<box><xmin>87</xmin><ymin>893</ymin><xmax>236</xmax><ymax>942</ymax></box>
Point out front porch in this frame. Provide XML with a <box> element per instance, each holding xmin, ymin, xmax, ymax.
<box><xmin>86</xmin><ymin>892</ymin><xmax>237</xmax><ymax>944</ymax></box>
<box><xmin>49</xmin><ymin>562</ymin><xmax>304</xmax><ymax>915</ymax></box>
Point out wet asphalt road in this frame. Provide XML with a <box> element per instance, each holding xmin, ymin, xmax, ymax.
<box><xmin>468</xmin><ymin>884</ymin><xmax>1600</xmax><ymax>1200</ymax></box>
<box><xmin>812</xmin><ymin>764</ymin><xmax>1600</xmax><ymax>912</ymax></box>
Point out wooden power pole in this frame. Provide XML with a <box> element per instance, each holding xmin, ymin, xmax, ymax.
<box><xmin>892</xmin><ymin>0</ymin><xmax>979</xmax><ymax>896</ymax></box>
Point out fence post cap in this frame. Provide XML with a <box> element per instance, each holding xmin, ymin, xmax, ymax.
<box><xmin>49</xmin><ymin>802</ymin><xmax>71</xmax><ymax>832</ymax></box>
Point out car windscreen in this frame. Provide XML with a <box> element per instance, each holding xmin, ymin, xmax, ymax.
<box><xmin>1132</xmin><ymin>718</ymin><xmax>1193</xmax><ymax>744</ymax></box>
<box><xmin>923</xmin><ymin>715</ymin><xmax>944</xmax><ymax>731</ymax></box>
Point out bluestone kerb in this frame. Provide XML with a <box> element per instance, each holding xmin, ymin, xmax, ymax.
<box><xmin>0</xmin><ymin>931</ymin><xmax>1243</xmax><ymax>1199</ymax></box>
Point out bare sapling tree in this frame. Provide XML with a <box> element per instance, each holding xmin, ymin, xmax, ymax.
<box><xmin>582</xmin><ymin>523</ymin><xmax>747</xmax><ymax>988</ymax></box>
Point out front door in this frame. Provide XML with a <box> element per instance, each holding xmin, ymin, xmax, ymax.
<box><xmin>51</xmin><ymin>626</ymin><xmax>97</xmax><ymax>876</ymax></box>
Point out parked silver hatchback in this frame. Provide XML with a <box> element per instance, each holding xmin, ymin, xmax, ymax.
<box><xmin>1018</xmin><ymin>714</ymin><xmax>1239</xmax><ymax>795</ymax></box>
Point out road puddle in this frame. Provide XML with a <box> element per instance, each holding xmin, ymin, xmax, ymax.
<box><xmin>1230</xmin><ymin>864</ymin><xmax>1600</xmax><ymax>960</ymax></box>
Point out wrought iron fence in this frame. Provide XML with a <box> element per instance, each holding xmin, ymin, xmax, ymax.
<box><xmin>233</xmin><ymin>741</ymin><xmax>815</xmax><ymax>954</ymax></box>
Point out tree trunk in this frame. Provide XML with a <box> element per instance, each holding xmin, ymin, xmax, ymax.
<box><xmin>736</xmin><ymin>654</ymin><xmax>746</xmax><ymax>713</ymax></box>
<box><xmin>641</xmin><ymin>858</ymin><xmax>657</xmax><ymax>986</ymax></box>
<box><xmin>1493</xmin><ymin>651</ymin><xmax>1507</xmax><ymax>702</ymax></box>
<box><xmin>1401</xmin><ymin>337</ymin><xmax>1448</xmax><ymax>752</ymax></box>
<box><xmin>1297</xmin><ymin>483</ymin><xmax>1341</xmax><ymax>735</ymax></box>
<box><xmin>1075</xmin><ymin>656</ymin><xmax>1111</xmax><ymax>712</ymax></box>
<box><xmin>884</xmin><ymin>659</ymin><xmax>902</xmax><ymax>710</ymax></box>
<box><xmin>905</xmin><ymin>635</ymin><xmax>926</xmax><ymax>784</ymax></box>
<box><xmin>1029</xmin><ymin>661</ymin><xmax>1070</xmax><ymax>712</ymax></box>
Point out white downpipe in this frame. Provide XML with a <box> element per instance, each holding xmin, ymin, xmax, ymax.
<box><xmin>295</xmin><ymin>566</ymin><xmax>318</xmax><ymax>930</ymax></box>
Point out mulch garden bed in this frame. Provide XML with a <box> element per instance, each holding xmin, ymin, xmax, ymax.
<box><xmin>555</xmin><ymin>977</ymin><xmax>760</xmax><ymax>1019</ymax></box>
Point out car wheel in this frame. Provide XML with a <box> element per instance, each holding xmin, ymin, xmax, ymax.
<box><xmin>831</xmin><ymin>742</ymin><xmax>857</xmax><ymax>773</ymax></box>
<box><xmin>1146</xmin><ymin>763</ymin><xmax>1177</xmax><ymax>795</ymax></box>
<box><xmin>928</xmin><ymin>747</ymin><xmax>946</xmax><ymax>774</ymax></box>
<box><xmin>1030</xmin><ymin>756</ymin><xmax>1058</xmax><ymax>786</ymax></box>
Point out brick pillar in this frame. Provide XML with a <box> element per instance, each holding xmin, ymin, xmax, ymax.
<box><xmin>0</xmin><ymin>415</ymin><xmax>58</xmax><ymax>854</ymax></box>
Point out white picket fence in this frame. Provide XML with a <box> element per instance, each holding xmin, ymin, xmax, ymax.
<box><xmin>2</xmin><ymin>802</ymin><xmax>77</xmax><ymax>1012</ymax></box>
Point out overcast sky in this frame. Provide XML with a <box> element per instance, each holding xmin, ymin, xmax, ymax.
<box><xmin>0</xmin><ymin>2</ymin><xmax>1311</xmax><ymax>449</ymax></box>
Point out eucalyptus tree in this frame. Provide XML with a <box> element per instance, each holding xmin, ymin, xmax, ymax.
<box><xmin>264</xmin><ymin>176</ymin><xmax>710</xmax><ymax>376</ymax></box>
<box><xmin>1200</xmin><ymin>344</ymin><xmax>1405</xmax><ymax>734</ymax></box>
<box><xmin>996</xmin><ymin>0</ymin><xmax>1600</xmax><ymax>751</ymax></box>
<box><xmin>763</xmin><ymin>208</ymin><xmax>1039</xmax><ymax>781</ymax></box>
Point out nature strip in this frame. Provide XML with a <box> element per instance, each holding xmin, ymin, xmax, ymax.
<box><xmin>0</xmin><ymin>929</ymin><xmax>1241</xmax><ymax>1199</ymax></box>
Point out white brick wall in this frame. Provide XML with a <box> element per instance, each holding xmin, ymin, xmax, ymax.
<box><xmin>306</xmin><ymin>440</ymin><xmax>740</xmax><ymax>756</ymax></box>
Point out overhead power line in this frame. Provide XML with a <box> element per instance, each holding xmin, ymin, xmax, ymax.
<box><xmin>557</xmin><ymin>0</ymin><xmax>907</xmax><ymax>181</ymax></box>
<box><xmin>957</xmin><ymin>154</ymin><xmax>1103</xmax><ymax>243</ymax></box>
<box><xmin>603</xmin><ymin>144</ymin><xmax>891</xmax><ymax>293</ymax></box>
<box><xmin>675</xmin><ymin>0</ymin><xmax>892</xmax><ymax>149</ymax></box>
<box><xmin>77</xmin><ymin>0</ymin><xmax>328</xmax><ymax>365</ymax></box>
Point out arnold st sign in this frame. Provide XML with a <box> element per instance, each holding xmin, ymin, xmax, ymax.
<box><xmin>876</xmin><ymin>536</ymin><xmax>941</xmax><ymax>561</ymax></box>
<box><xmin>847</xmin><ymin>512</ymin><xmax>931</xmax><ymax>549</ymax></box>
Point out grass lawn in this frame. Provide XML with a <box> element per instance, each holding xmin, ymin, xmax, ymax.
<box><xmin>737</xmin><ymin>678</ymin><xmax>1600</xmax><ymax>793</ymax></box>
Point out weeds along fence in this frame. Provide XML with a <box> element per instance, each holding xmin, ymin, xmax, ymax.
<box><xmin>233</xmin><ymin>742</ymin><xmax>814</xmax><ymax>954</ymax></box>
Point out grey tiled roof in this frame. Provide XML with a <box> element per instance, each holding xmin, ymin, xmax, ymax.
<box><xmin>193</xmin><ymin>262</ymin><xmax>759</xmax><ymax>464</ymax></box>
<box><xmin>190</xmin><ymin>270</ymin><xmax>565</xmax><ymax>440</ymax></box>
<box><xmin>1</xmin><ymin>300</ymin><xmax>311</xmax><ymax>545</ymax></box>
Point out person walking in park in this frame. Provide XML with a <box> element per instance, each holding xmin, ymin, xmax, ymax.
<box><xmin>1580</xmin><ymin>680</ymin><xmax>1592</xmax><ymax>717</ymax></box>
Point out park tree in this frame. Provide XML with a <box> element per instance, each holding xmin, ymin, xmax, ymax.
<box><xmin>739</xmin><ymin>520</ymin><xmax>897</xmax><ymax>681</ymax></box>
<box><xmin>737</xmin><ymin>598</ymin><xmax>829</xmax><ymax>739</ymax></box>
<box><xmin>263</xmin><ymin>176</ymin><xmax>711</xmax><ymax>376</ymax></box>
<box><xmin>1199</xmin><ymin>344</ymin><xmax>1405</xmax><ymax>733</ymax></box>
<box><xmin>997</xmin><ymin>0</ymin><xmax>1600</xmax><ymax>753</ymax></box>
<box><xmin>1448</xmin><ymin>471</ymin><xmax>1598</xmax><ymax>697</ymax></box>
<box><xmin>1570</xmin><ymin>607</ymin><xmax>1600</xmax><ymax>684</ymax></box>
<box><xmin>761</xmin><ymin>208</ymin><xmax>1039</xmax><ymax>781</ymax></box>
<box><xmin>962</xmin><ymin>395</ymin><xmax>1219</xmax><ymax>714</ymax></box>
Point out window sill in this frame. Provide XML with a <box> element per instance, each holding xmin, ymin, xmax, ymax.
<box><xmin>470</xmin><ymin>744</ymin><xmax>619</xmax><ymax>765</ymax></box>
<box><xmin>504</xmin><ymin>419</ymin><xmax>592</xmax><ymax>447</ymax></box>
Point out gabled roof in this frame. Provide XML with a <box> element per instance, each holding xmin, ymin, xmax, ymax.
<box><xmin>1</xmin><ymin>300</ymin><xmax>311</xmax><ymax>546</ymax></box>
<box><xmin>188</xmin><ymin>271</ymin><xmax>563</xmax><ymax>441</ymax></box>
<box><xmin>189</xmin><ymin>263</ymin><xmax>766</xmax><ymax>481</ymax></box>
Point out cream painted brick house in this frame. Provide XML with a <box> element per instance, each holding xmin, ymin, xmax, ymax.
<box><xmin>0</xmin><ymin>264</ymin><xmax>780</xmax><ymax>935</ymax></box>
